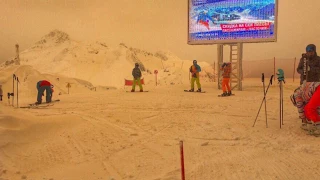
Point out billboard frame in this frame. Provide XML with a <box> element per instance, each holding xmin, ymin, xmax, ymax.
<box><xmin>187</xmin><ymin>0</ymin><xmax>279</xmax><ymax>45</ymax></box>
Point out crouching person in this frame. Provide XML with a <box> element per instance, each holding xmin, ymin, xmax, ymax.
<box><xmin>291</xmin><ymin>82</ymin><xmax>320</xmax><ymax>134</ymax></box>
<box><xmin>36</xmin><ymin>80</ymin><xmax>54</xmax><ymax>104</ymax></box>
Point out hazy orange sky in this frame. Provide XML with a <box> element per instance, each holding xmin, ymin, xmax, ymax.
<box><xmin>0</xmin><ymin>0</ymin><xmax>319</xmax><ymax>63</ymax></box>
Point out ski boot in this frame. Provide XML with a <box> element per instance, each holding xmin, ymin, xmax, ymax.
<box><xmin>196</xmin><ymin>88</ymin><xmax>202</xmax><ymax>92</ymax></box>
<box><xmin>140</xmin><ymin>89</ymin><xmax>143</xmax><ymax>92</ymax></box>
<box><xmin>227</xmin><ymin>91</ymin><xmax>232</xmax><ymax>96</ymax></box>
<box><xmin>131</xmin><ymin>89</ymin><xmax>135</xmax><ymax>92</ymax></box>
<box><xmin>189</xmin><ymin>88</ymin><xmax>194</xmax><ymax>92</ymax></box>
<box><xmin>308</xmin><ymin>124</ymin><xmax>320</xmax><ymax>136</ymax></box>
<box><xmin>221</xmin><ymin>92</ymin><xmax>228</xmax><ymax>96</ymax></box>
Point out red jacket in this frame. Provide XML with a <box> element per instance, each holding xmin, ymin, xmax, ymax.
<box><xmin>39</xmin><ymin>80</ymin><xmax>51</xmax><ymax>87</ymax></box>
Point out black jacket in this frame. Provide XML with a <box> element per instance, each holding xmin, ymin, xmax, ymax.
<box><xmin>297</xmin><ymin>54</ymin><xmax>320</xmax><ymax>84</ymax></box>
<box><xmin>132</xmin><ymin>67</ymin><xmax>142</xmax><ymax>79</ymax></box>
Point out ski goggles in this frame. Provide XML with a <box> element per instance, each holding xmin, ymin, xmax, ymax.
<box><xmin>306</xmin><ymin>46</ymin><xmax>315</xmax><ymax>52</ymax></box>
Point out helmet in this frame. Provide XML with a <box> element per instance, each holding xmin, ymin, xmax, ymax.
<box><xmin>135</xmin><ymin>63</ymin><xmax>139</xmax><ymax>66</ymax></box>
<box><xmin>193</xmin><ymin>60</ymin><xmax>197</xmax><ymax>63</ymax></box>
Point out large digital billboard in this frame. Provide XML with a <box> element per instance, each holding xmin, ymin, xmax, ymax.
<box><xmin>188</xmin><ymin>0</ymin><xmax>278</xmax><ymax>44</ymax></box>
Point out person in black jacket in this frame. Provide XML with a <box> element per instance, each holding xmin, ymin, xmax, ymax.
<box><xmin>131</xmin><ymin>63</ymin><xmax>143</xmax><ymax>92</ymax></box>
<box><xmin>297</xmin><ymin>44</ymin><xmax>320</xmax><ymax>84</ymax></box>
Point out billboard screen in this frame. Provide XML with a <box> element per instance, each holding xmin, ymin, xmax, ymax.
<box><xmin>188</xmin><ymin>0</ymin><xmax>278</xmax><ymax>44</ymax></box>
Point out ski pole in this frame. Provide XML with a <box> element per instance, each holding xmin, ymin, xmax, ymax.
<box><xmin>16</xmin><ymin>77</ymin><xmax>19</xmax><ymax>107</ymax></box>
<box><xmin>262</xmin><ymin>73</ymin><xmax>268</xmax><ymax>128</ymax></box>
<box><xmin>253</xmin><ymin>75</ymin><xmax>274</xmax><ymax>127</ymax></box>
<box><xmin>277</xmin><ymin>69</ymin><xmax>285</xmax><ymax>128</ymax></box>
<box><xmin>12</xmin><ymin>74</ymin><xmax>16</xmax><ymax>107</ymax></box>
<box><xmin>280</xmin><ymin>81</ymin><xmax>282</xmax><ymax>128</ymax></box>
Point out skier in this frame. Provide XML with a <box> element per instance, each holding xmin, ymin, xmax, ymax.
<box><xmin>0</xmin><ymin>85</ymin><xmax>3</xmax><ymax>101</ymax></box>
<box><xmin>36</xmin><ymin>80</ymin><xmax>54</xmax><ymax>104</ymax></box>
<box><xmin>131</xmin><ymin>63</ymin><xmax>143</xmax><ymax>92</ymax></box>
<box><xmin>296</xmin><ymin>44</ymin><xmax>320</xmax><ymax>84</ymax></box>
<box><xmin>220</xmin><ymin>62</ymin><xmax>232</xmax><ymax>96</ymax></box>
<box><xmin>189</xmin><ymin>60</ymin><xmax>202</xmax><ymax>92</ymax></box>
<box><xmin>290</xmin><ymin>82</ymin><xmax>320</xmax><ymax>134</ymax></box>
<box><xmin>197</xmin><ymin>11</ymin><xmax>215</xmax><ymax>30</ymax></box>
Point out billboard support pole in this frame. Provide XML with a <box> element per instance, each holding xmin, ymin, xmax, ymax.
<box><xmin>218</xmin><ymin>43</ymin><xmax>243</xmax><ymax>91</ymax></box>
<box><xmin>237</xmin><ymin>43</ymin><xmax>243</xmax><ymax>91</ymax></box>
<box><xmin>217</xmin><ymin>44</ymin><xmax>223</xmax><ymax>90</ymax></box>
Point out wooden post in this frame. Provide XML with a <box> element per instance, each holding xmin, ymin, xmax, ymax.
<box><xmin>213</xmin><ymin>61</ymin><xmax>216</xmax><ymax>82</ymax></box>
<box><xmin>66</xmin><ymin>83</ymin><xmax>71</xmax><ymax>94</ymax></box>
<box><xmin>15</xmin><ymin>44</ymin><xmax>20</xmax><ymax>65</ymax></box>
<box><xmin>293</xmin><ymin>57</ymin><xmax>296</xmax><ymax>82</ymax></box>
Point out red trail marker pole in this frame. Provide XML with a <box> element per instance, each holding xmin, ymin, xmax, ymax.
<box><xmin>180</xmin><ymin>140</ymin><xmax>185</xmax><ymax>180</ymax></box>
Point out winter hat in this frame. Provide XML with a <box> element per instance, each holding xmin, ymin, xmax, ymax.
<box><xmin>306</xmin><ymin>44</ymin><xmax>316</xmax><ymax>52</ymax></box>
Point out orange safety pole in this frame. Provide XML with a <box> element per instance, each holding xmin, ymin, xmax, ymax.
<box><xmin>180</xmin><ymin>141</ymin><xmax>185</xmax><ymax>180</ymax></box>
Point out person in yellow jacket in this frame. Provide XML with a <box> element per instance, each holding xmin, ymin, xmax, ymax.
<box><xmin>188</xmin><ymin>60</ymin><xmax>202</xmax><ymax>92</ymax></box>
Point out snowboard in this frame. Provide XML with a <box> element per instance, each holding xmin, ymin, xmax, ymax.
<box><xmin>126</xmin><ymin>91</ymin><xmax>149</xmax><ymax>93</ymax></box>
<box><xmin>184</xmin><ymin>90</ymin><xmax>206</xmax><ymax>93</ymax></box>
<box><xmin>20</xmin><ymin>99</ymin><xmax>60</xmax><ymax>108</ymax></box>
<box><xmin>218</xmin><ymin>94</ymin><xmax>235</xmax><ymax>97</ymax></box>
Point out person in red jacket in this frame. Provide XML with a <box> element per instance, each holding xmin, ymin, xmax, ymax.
<box><xmin>291</xmin><ymin>82</ymin><xmax>320</xmax><ymax>135</ymax></box>
<box><xmin>36</xmin><ymin>80</ymin><xmax>54</xmax><ymax>104</ymax></box>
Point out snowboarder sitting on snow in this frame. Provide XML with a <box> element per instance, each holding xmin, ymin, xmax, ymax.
<box><xmin>0</xmin><ymin>85</ymin><xmax>3</xmax><ymax>101</ymax></box>
<box><xmin>220</xmin><ymin>62</ymin><xmax>232</xmax><ymax>96</ymax></box>
<box><xmin>131</xmin><ymin>63</ymin><xmax>143</xmax><ymax>92</ymax></box>
<box><xmin>189</xmin><ymin>60</ymin><xmax>202</xmax><ymax>92</ymax></box>
<box><xmin>290</xmin><ymin>81</ymin><xmax>320</xmax><ymax>134</ymax></box>
<box><xmin>36</xmin><ymin>80</ymin><xmax>54</xmax><ymax>104</ymax></box>
<box><xmin>296</xmin><ymin>44</ymin><xmax>320</xmax><ymax>85</ymax></box>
